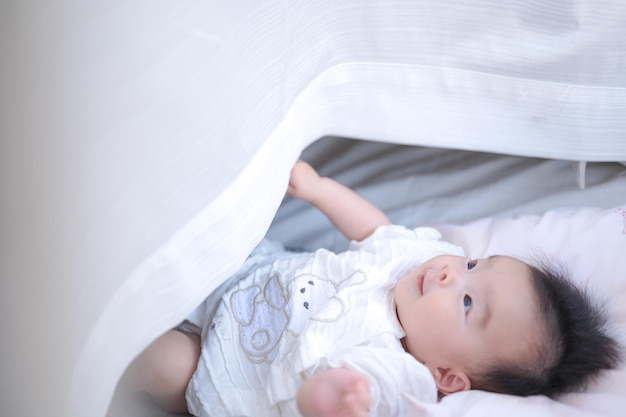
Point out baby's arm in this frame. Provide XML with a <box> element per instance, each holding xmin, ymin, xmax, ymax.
<box><xmin>297</xmin><ymin>368</ymin><xmax>371</xmax><ymax>417</ymax></box>
<box><xmin>288</xmin><ymin>160</ymin><xmax>391</xmax><ymax>242</ymax></box>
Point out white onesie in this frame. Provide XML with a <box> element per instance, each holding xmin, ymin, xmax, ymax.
<box><xmin>184</xmin><ymin>225</ymin><xmax>464</xmax><ymax>417</ymax></box>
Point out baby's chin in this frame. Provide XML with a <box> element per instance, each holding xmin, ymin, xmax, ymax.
<box><xmin>399</xmin><ymin>336</ymin><xmax>410</xmax><ymax>353</ymax></box>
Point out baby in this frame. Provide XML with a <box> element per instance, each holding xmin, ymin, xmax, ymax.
<box><xmin>119</xmin><ymin>160</ymin><xmax>620</xmax><ymax>417</ymax></box>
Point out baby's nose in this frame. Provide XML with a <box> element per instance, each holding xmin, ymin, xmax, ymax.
<box><xmin>437</xmin><ymin>267</ymin><xmax>460</xmax><ymax>285</ymax></box>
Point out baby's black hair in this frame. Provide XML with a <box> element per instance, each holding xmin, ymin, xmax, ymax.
<box><xmin>472</xmin><ymin>260</ymin><xmax>622</xmax><ymax>397</ymax></box>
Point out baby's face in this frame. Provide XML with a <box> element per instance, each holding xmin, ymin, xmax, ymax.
<box><xmin>395</xmin><ymin>254</ymin><xmax>539</xmax><ymax>394</ymax></box>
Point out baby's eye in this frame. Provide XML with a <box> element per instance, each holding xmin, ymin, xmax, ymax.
<box><xmin>463</xmin><ymin>295</ymin><xmax>472</xmax><ymax>314</ymax></box>
<box><xmin>467</xmin><ymin>260</ymin><xmax>477</xmax><ymax>270</ymax></box>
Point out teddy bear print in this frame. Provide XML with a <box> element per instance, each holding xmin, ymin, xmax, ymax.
<box><xmin>284</xmin><ymin>270</ymin><xmax>367</xmax><ymax>336</ymax></box>
<box><xmin>230</xmin><ymin>269</ymin><xmax>367</xmax><ymax>363</ymax></box>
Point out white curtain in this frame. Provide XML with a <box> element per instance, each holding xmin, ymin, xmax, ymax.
<box><xmin>1</xmin><ymin>2</ymin><xmax>625</xmax><ymax>417</ymax></box>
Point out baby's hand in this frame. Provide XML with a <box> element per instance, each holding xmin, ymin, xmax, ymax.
<box><xmin>297</xmin><ymin>368</ymin><xmax>371</xmax><ymax>417</ymax></box>
<box><xmin>287</xmin><ymin>160</ymin><xmax>324</xmax><ymax>202</ymax></box>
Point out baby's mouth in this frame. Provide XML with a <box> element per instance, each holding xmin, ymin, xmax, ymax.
<box><xmin>417</xmin><ymin>273</ymin><xmax>425</xmax><ymax>295</ymax></box>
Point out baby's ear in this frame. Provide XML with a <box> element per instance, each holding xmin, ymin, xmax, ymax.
<box><xmin>429</xmin><ymin>366</ymin><xmax>471</xmax><ymax>395</ymax></box>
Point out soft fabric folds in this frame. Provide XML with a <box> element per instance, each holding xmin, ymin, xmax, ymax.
<box><xmin>1</xmin><ymin>2</ymin><xmax>625</xmax><ymax>417</ymax></box>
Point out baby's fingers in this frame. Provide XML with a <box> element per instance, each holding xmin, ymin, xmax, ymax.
<box><xmin>343</xmin><ymin>379</ymin><xmax>370</xmax><ymax>417</ymax></box>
